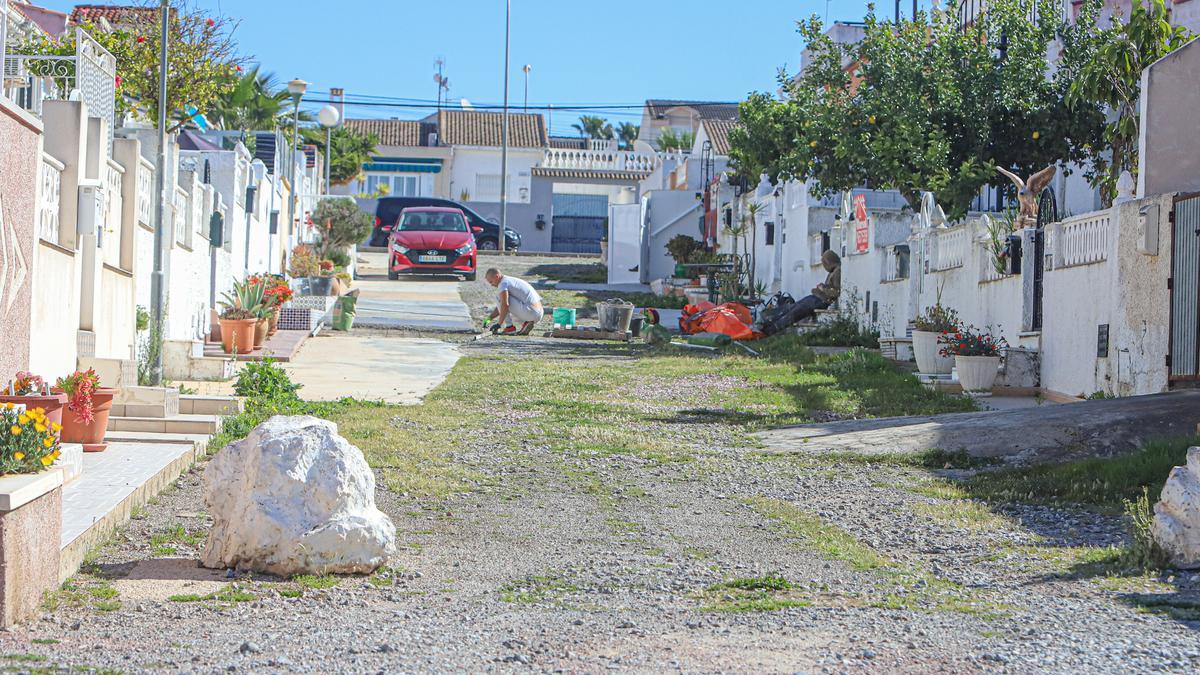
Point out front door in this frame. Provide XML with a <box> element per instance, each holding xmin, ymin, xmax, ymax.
<box><xmin>1031</xmin><ymin>188</ymin><xmax>1058</xmax><ymax>332</ymax></box>
<box><xmin>1169</xmin><ymin>194</ymin><xmax>1200</xmax><ymax>384</ymax></box>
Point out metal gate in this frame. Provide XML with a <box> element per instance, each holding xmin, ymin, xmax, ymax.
<box><xmin>1031</xmin><ymin>188</ymin><xmax>1058</xmax><ymax>331</ymax></box>
<box><xmin>551</xmin><ymin>194</ymin><xmax>608</xmax><ymax>253</ymax></box>
<box><xmin>1169</xmin><ymin>194</ymin><xmax>1200</xmax><ymax>383</ymax></box>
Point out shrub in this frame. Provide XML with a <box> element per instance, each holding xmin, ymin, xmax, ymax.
<box><xmin>234</xmin><ymin>359</ymin><xmax>301</xmax><ymax>400</ymax></box>
<box><xmin>288</xmin><ymin>245</ymin><xmax>320</xmax><ymax>278</ymax></box>
<box><xmin>796</xmin><ymin>315</ymin><xmax>880</xmax><ymax>348</ymax></box>
<box><xmin>312</xmin><ymin>198</ymin><xmax>373</xmax><ymax>257</ymax></box>
<box><xmin>1121</xmin><ymin>487</ymin><xmax>1170</xmax><ymax>571</ymax></box>
<box><xmin>666</xmin><ymin>234</ymin><xmax>705</xmax><ymax>266</ymax></box>
<box><xmin>939</xmin><ymin>326</ymin><xmax>1007</xmax><ymax>357</ymax></box>
<box><xmin>914</xmin><ymin>302</ymin><xmax>961</xmax><ymax>333</ymax></box>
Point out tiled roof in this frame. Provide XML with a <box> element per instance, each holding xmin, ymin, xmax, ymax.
<box><xmin>645</xmin><ymin>99</ymin><xmax>739</xmax><ymax>122</ymax></box>
<box><xmin>549</xmin><ymin>136</ymin><xmax>588</xmax><ymax>150</ymax></box>
<box><xmin>532</xmin><ymin>167</ymin><xmax>649</xmax><ymax>182</ymax></box>
<box><xmin>344</xmin><ymin>119</ymin><xmax>433</xmax><ymax>147</ymax></box>
<box><xmin>437</xmin><ymin>110</ymin><xmax>546</xmax><ymax>148</ymax></box>
<box><xmin>69</xmin><ymin>4</ymin><xmax>163</xmax><ymax>27</ymax></box>
<box><xmin>13</xmin><ymin>3</ymin><xmax>68</xmax><ymax>36</ymax></box>
<box><xmin>701</xmin><ymin>119</ymin><xmax>739</xmax><ymax>156</ymax></box>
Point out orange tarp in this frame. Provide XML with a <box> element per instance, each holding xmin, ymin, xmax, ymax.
<box><xmin>679</xmin><ymin>303</ymin><xmax>763</xmax><ymax>341</ymax></box>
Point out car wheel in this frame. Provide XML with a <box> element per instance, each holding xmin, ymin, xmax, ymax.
<box><xmin>477</xmin><ymin>238</ymin><xmax>498</xmax><ymax>251</ymax></box>
<box><xmin>388</xmin><ymin>268</ymin><xmax>399</xmax><ymax>281</ymax></box>
<box><xmin>463</xmin><ymin>272</ymin><xmax>476</xmax><ymax>282</ymax></box>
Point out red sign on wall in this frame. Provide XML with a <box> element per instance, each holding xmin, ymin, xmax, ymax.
<box><xmin>853</xmin><ymin>195</ymin><xmax>870</xmax><ymax>253</ymax></box>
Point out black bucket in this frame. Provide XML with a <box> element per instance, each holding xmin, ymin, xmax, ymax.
<box><xmin>629</xmin><ymin>316</ymin><xmax>644</xmax><ymax>338</ymax></box>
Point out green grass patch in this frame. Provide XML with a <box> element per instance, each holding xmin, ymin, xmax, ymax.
<box><xmin>29</xmin><ymin>639</ymin><xmax>58</xmax><ymax>646</ymax></box>
<box><xmin>961</xmin><ymin>435</ymin><xmax>1200</xmax><ymax>511</ymax></box>
<box><xmin>167</xmin><ymin>594</ymin><xmax>204</xmax><ymax>603</ymax></box>
<box><xmin>279</xmin><ymin>588</ymin><xmax>303</xmax><ymax>598</ymax></box>
<box><xmin>293</xmin><ymin>574</ymin><xmax>339</xmax><ymax>590</ymax></box>
<box><xmin>94</xmin><ymin>600</ymin><xmax>121</xmax><ymax>612</ymax></box>
<box><xmin>709</xmin><ymin>575</ymin><xmax>792</xmax><ymax>592</ymax></box>
<box><xmin>499</xmin><ymin>574</ymin><xmax>578</xmax><ymax>604</ymax></box>
<box><xmin>700</xmin><ymin>575</ymin><xmax>809</xmax><ymax>612</ymax></box>
<box><xmin>528</xmin><ymin>262</ymin><xmax>609</xmax><ymax>284</ymax></box>
<box><xmin>746</xmin><ymin>497</ymin><xmax>888</xmax><ymax>571</ymax></box>
<box><xmin>1</xmin><ymin>654</ymin><xmax>47</xmax><ymax>663</ymax></box>
<box><xmin>911</xmin><ymin>499</ymin><xmax>1010</xmax><ymax>532</ymax></box>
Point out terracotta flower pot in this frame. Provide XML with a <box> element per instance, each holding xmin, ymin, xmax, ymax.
<box><xmin>220</xmin><ymin>317</ymin><xmax>258</xmax><ymax>355</ymax></box>
<box><xmin>268</xmin><ymin>307</ymin><xmax>280</xmax><ymax>336</ymax></box>
<box><xmin>0</xmin><ymin>393</ymin><xmax>68</xmax><ymax>428</ymax></box>
<box><xmin>913</xmin><ymin>330</ymin><xmax>955</xmax><ymax>375</ymax></box>
<box><xmin>56</xmin><ymin>388</ymin><xmax>117</xmax><ymax>453</ymax></box>
<box><xmin>253</xmin><ymin>318</ymin><xmax>268</xmax><ymax>349</ymax></box>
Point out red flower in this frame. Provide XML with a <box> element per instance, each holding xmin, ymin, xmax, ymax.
<box><xmin>235</xmin><ymin>65</ymin><xmax>243</xmax><ymax>73</ymax></box>
<box><xmin>115</xmin><ymin>75</ymin><xmax>122</xmax><ymax>87</ymax></box>
<box><xmin>136</xmin><ymin>35</ymin><xmax>146</xmax><ymax>44</ymax></box>
<box><xmin>206</xmin><ymin>18</ymin><xmax>215</xmax><ymax>26</ymax></box>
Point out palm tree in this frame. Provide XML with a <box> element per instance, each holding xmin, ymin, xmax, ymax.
<box><xmin>616</xmin><ymin>122</ymin><xmax>640</xmax><ymax>150</ymax></box>
<box><xmin>572</xmin><ymin>115</ymin><xmax>614</xmax><ymax>140</ymax></box>
<box><xmin>207</xmin><ymin>65</ymin><xmax>287</xmax><ymax>132</ymax></box>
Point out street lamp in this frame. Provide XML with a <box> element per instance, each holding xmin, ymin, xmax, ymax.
<box><xmin>318</xmin><ymin>104</ymin><xmax>340</xmax><ymax>194</ymax></box>
<box><xmin>286</xmin><ymin>78</ymin><xmax>307</xmax><ymax>245</ymax></box>
<box><xmin>148</xmin><ymin>0</ymin><xmax>171</xmax><ymax>385</ymax></box>
<box><xmin>499</xmin><ymin>0</ymin><xmax>511</xmax><ymax>253</ymax></box>
<box><xmin>522</xmin><ymin>64</ymin><xmax>531</xmax><ymax>112</ymax></box>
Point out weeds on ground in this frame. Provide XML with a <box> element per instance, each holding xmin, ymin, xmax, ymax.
<box><xmin>1120</xmin><ymin>487</ymin><xmax>1170</xmax><ymax>570</ymax></box>
<box><xmin>961</xmin><ymin>435</ymin><xmax>1200</xmax><ymax>511</ymax></box>
<box><xmin>499</xmin><ymin>574</ymin><xmax>578</xmax><ymax>604</ymax></box>
<box><xmin>700</xmin><ymin>575</ymin><xmax>811</xmax><ymax>612</ymax></box>
<box><xmin>528</xmin><ymin>263</ymin><xmax>608</xmax><ymax>284</ymax></box>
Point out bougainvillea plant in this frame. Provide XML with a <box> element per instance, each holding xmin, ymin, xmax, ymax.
<box><xmin>56</xmin><ymin>369</ymin><xmax>102</xmax><ymax>425</ymax></box>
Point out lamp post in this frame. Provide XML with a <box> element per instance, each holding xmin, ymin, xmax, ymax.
<box><xmin>148</xmin><ymin>0</ymin><xmax>170</xmax><ymax>385</ymax></box>
<box><xmin>522</xmin><ymin>64</ymin><xmax>531</xmax><ymax>113</ymax></box>
<box><xmin>286</xmin><ymin>78</ymin><xmax>307</xmax><ymax>247</ymax></box>
<box><xmin>318</xmin><ymin>104</ymin><xmax>340</xmax><ymax>194</ymax></box>
<box><xmin>498</xmin><ymin>0</ymin><xmax>511</xmax><ymax>253</ymax></box>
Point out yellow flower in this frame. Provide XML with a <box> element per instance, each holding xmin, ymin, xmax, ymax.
<box><xmin>17</xmin><ymin>414</ymin><xmax>29</xmax><ymax>425</ymax></box>
<box><xmin>52</xmin><ymin>422</ymin><xmax>62</xmax><ymax>432</ymax></box>
<box><xmin>10</xmin><ymin>426</ymin><xmax>20</xmax><ymax>435</ymax></box>
<box><xmin>35</xmin><ymin>423</ymin><xmax>47</xmax><ymax>433</ymax></box>
<box><xmin>13</xmin><ymin>452</ymin><xmax>24</xmax><ymax>460</ymax></box>
<box><xmin>40</xmin><ymin>456</ymin><xmax>52</xmax><ymax>466</ymax></box>
<box><xmin>809</xmin><ymin>141</ymin><xmax>818</xmax><ymax>148</ymax></box>
<box><xmin>1032</xmin><ymin>131</ymin><xmax>1041</xmax><ymax>140</ymax></box>
<box><xmin>3</xmin><ymin>402</ymin><xmax>12</xmax><ymax>410</ymax></box>
<box><xmin>43</xmin><ymin>437</ymin><xmax>54</xmax><ymax>448</ymax></box>
<box><xmin>32</xmin><ymin>408</ymin><xmax>45</xmax><ymax>417</ymax></box>
<box><xmin>868</xmin><ymin>115</ymin><xmax>877</xmax><ymax>125</ymax></box>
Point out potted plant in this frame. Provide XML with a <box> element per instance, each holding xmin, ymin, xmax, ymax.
<box><xmin>940</xmin><ymin>326</ymin><xmax>1008</xmax><ymax>396</ymax></box>
<box><xmin>0</xmin><ymin>402</ymin><xmax>63</xmax><ymax>473</ymax></box>
<box><xmin>912</xmin><ymin>301</ymin><xmax>960</xmax><ymax>375</ymax></box>
<box><xmin>0</xmin><ymin>372</ymin><xmax>68</xmax><ymax>427</ymax></box>
<box><xmin>289</xmin><ymin>245</ymin><xmax>332</xmax><ymax>296</ymax></box>
<box><xmin>54</xmin><ymin>369</ymin><xmax>117</xmax><ymax>452</ymax></box>
<box><xmin>263</xmin><ymin>275</ymin><xmax>293</xmax><ymax>335</ymax></box>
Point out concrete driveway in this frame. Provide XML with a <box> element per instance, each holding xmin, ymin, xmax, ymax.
<box><xmin>284</xmin><ymin>334</ymin><xmax>460</xmax><ymax>405</ymax></box>
<box><xmin>351</xmin><ymin>251</ymin><xmax>475</xmax><ymax>333</ymax></box>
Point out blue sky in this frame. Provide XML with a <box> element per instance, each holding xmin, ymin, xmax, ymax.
<box><xmin>38</xmin><ymin>1</ymin><xmax>929</xmax><ymax>136</ymax></box>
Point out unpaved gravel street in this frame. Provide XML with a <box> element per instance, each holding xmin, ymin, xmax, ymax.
<box><xmin>6</xmin><ymin>268</ymin><xmax>1200</xmax><ymax>674</ymax></box>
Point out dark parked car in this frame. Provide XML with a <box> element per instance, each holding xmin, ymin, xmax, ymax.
<box><xmin>371</xmin><ymin>197</ymin><xmax>520</xmax><ymax>251</ymax></box>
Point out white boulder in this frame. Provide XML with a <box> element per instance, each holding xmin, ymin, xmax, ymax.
<box><xmin>201</xmin><ymin>415</ymin><xmax>396</xmax><ymax>575</ymax></box>
<box><xmin>1152</xmin><ymin>446</ymin><xmax>1200</xmax><ymax>569</ymax></box>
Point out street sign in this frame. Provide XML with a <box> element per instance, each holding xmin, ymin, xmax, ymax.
<box><xmin>854</xmin><ymin>194</ymin><xmax>869</xmax><ymax>223</ymax></box>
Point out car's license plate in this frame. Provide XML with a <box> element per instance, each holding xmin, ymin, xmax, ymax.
<box><xmin>418</xmin><ymin>255</ymin><xmax>447</xmax><ymax>263</ymax></box>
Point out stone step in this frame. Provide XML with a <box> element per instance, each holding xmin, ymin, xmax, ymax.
<box><xmin>111</xmin><ymin>387</ymin><xmax>181</xmax><ymax>419</ymax></box>
<box><xmin>180</xmin><ymin>395</ymin><xmax>242</xmax><ymax>416</ymax></box>
<box><xmin>106</xmin><ymin>413</ymin><xmax>221</xmax><ymax>435</ymax></box>
<box><xmin>103</xmin><ymin>430</ymin><xmax>212</xmax><ymax>450</ymax></box>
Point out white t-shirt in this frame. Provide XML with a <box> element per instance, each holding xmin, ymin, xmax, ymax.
<box><xmin>497</xmin><ymin>276</ymin><xmax>541</xmax><ymax>309</ymax></box>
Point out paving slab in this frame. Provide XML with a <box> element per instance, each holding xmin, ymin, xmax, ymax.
<box><xmin>284</xmin><ymin>334</ymin><xmax>461</xmax><ymax>405</ymax></box>
<box><xmin>754</xmin><ymin>390</ymin><xmax>1200</xmax><ymax>463</ymax></box>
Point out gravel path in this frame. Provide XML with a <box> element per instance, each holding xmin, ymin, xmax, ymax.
<box><xmin>6</xmin><ymin>339</ymin><xmax>1200</xmax><ymax>673</ymax></box>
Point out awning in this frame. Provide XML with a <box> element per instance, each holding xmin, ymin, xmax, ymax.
<box><xmin>365</xmin><ymin>157</ymin><xmax>443</xmax><ymax>174</ymax></box>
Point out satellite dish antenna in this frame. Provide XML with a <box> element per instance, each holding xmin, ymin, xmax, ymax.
<box><xmin>459</xmin><ymin>98</ymin><xmax>473</xmax><ymax>110</ymax></box>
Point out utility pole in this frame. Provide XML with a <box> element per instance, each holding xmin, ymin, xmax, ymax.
<box><xmin>498</xmin><ymin>0</ymin><xmax>511</xmax><ymax>253</ymax></box>
<box><xmin>149</xmin><ymin>0</ymin><xmax>170</xmax><ymax>385</ymax></box>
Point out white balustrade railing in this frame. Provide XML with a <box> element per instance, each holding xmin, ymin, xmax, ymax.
<box><xmin>38</xmin><ymin>154</ymin><xmax>63</xmax><ymax>245</ymax></box>
<box><xmin>929</xmin><ymin>226</ymin><xmax>967</xmax><ymax>271</ymax></box>
<box><xmin>136</xmin><ymin>159</ymin><xmax>153</xmax><ymax>227</ymax></box>
<box><xmin>541</xmin><ymin>148</ymin><xmax>661</xmax><ymax>173</ymax></box>
<box><xmin>881</xmin><ymin>246</ymin><xmax>908</xmax><ymax>282</ymax></box>
<box><xmin>979</xmin><ymin>244</ymin><xmax>1010</xmax><ymax>283</ymax></box>
<box><xmin>1051</xmin><ymin>210</ymin><xmax>1111</xmax><ymax>269</ymax></box>
<box><xmin>103</xmin><ymin>159</ymin><xmax>124</xmax><ymax>267</ymax></box>
<box><xmin>173</xmin><ymin>187</ymin><xmax>187</xmax><ymax>246</ymax></box>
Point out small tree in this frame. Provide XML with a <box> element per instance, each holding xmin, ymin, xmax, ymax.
<box><xmin>572</xmin><ymin>115</ymin><xmax>614</xmax><ymax>140</ymax></box>
<box><xmin>302</xmin><ymin>125</ymin><xmax>380</xmax><ymax>186</ymax></box>
<box><xmin>1067</xmin><ymin>0</ymin><xmax>1194</xmax><ymax>204</ymax></box>
<box><xmin>311</xmin><ymin>198</ymin><xmax>374</xmax><ymax>257</ymax></box>
<box><xmin>616</xmin><ymin>122</ymin><xmax>641</xmax><ymax>150</ymax></box>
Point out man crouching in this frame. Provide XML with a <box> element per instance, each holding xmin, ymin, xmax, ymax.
<box><xmin>485</xmin><ymin>268</ymin><xmax>544</xmax><ymax>335</ymax></box>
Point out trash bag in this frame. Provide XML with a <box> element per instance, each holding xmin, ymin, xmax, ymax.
<box><xmin>679</xmin><ymin>302</ymin><xmax>762</xmax><ymax>341</ymax></box>
<box><xmin>331</xmin><ymin>292</ymin><xmax>359</xmax><ymax>331</ymax></box>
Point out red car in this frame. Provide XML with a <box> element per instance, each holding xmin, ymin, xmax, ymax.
<box><xmin>387</xmin><ymin>207</ymin><xmax>480</xmax><ymax>281</ymax></box>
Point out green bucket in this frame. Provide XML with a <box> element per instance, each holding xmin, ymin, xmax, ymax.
<box><xmin>332</xmin><ymin>294</ymin><xmax>359</xmax><ymax>331</ymax></box>
<box><xmin>552</xmin><ymin>307</ymin><xmax>576</xmax><ymax>328</ymax></box>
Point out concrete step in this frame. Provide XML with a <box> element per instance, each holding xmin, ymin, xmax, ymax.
<box><xmin>106</xmin><ymin>413</ymin><xmax>221</xmax><ymax>435</ymax></box>
<box><xmin>180</xmin><ymin>395</ymin><xmax>242</xmax><ymax>416</ymax></box>
<box><xmin>103</xmin><ymin>430</ymin><xmax>211</xmax><ymax>450</ymax></box>
<box><xmin>111</xmin><ymin>386</ymin><xmax>181</xmax><ymax>419</ymax></box>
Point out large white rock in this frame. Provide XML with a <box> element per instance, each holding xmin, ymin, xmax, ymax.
<box><xmin>1152</xmin><ymin>446</ymin><xmax>1200</xmax><ymax>569</ymax></box>
<box><xmin>201</xmin><ymin>415</ymin><xmax>396</xmax><ymax>575</ymax></box>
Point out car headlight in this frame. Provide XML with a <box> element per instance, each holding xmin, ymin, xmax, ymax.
<box><xmin>392</xmin><ymin>242</ymin><xmax>409</xmax><ymax>255</ymax></box>
<box><xmin>454</xmin><ymin>242</ymin><xmax>474</xmax><ymax>255</ymax></box>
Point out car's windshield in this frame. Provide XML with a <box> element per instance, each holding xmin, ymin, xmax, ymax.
<box><xmin>398</xmin><ymin>212</ymin><xmax>467</xmax><ymax>232</ymax></box>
